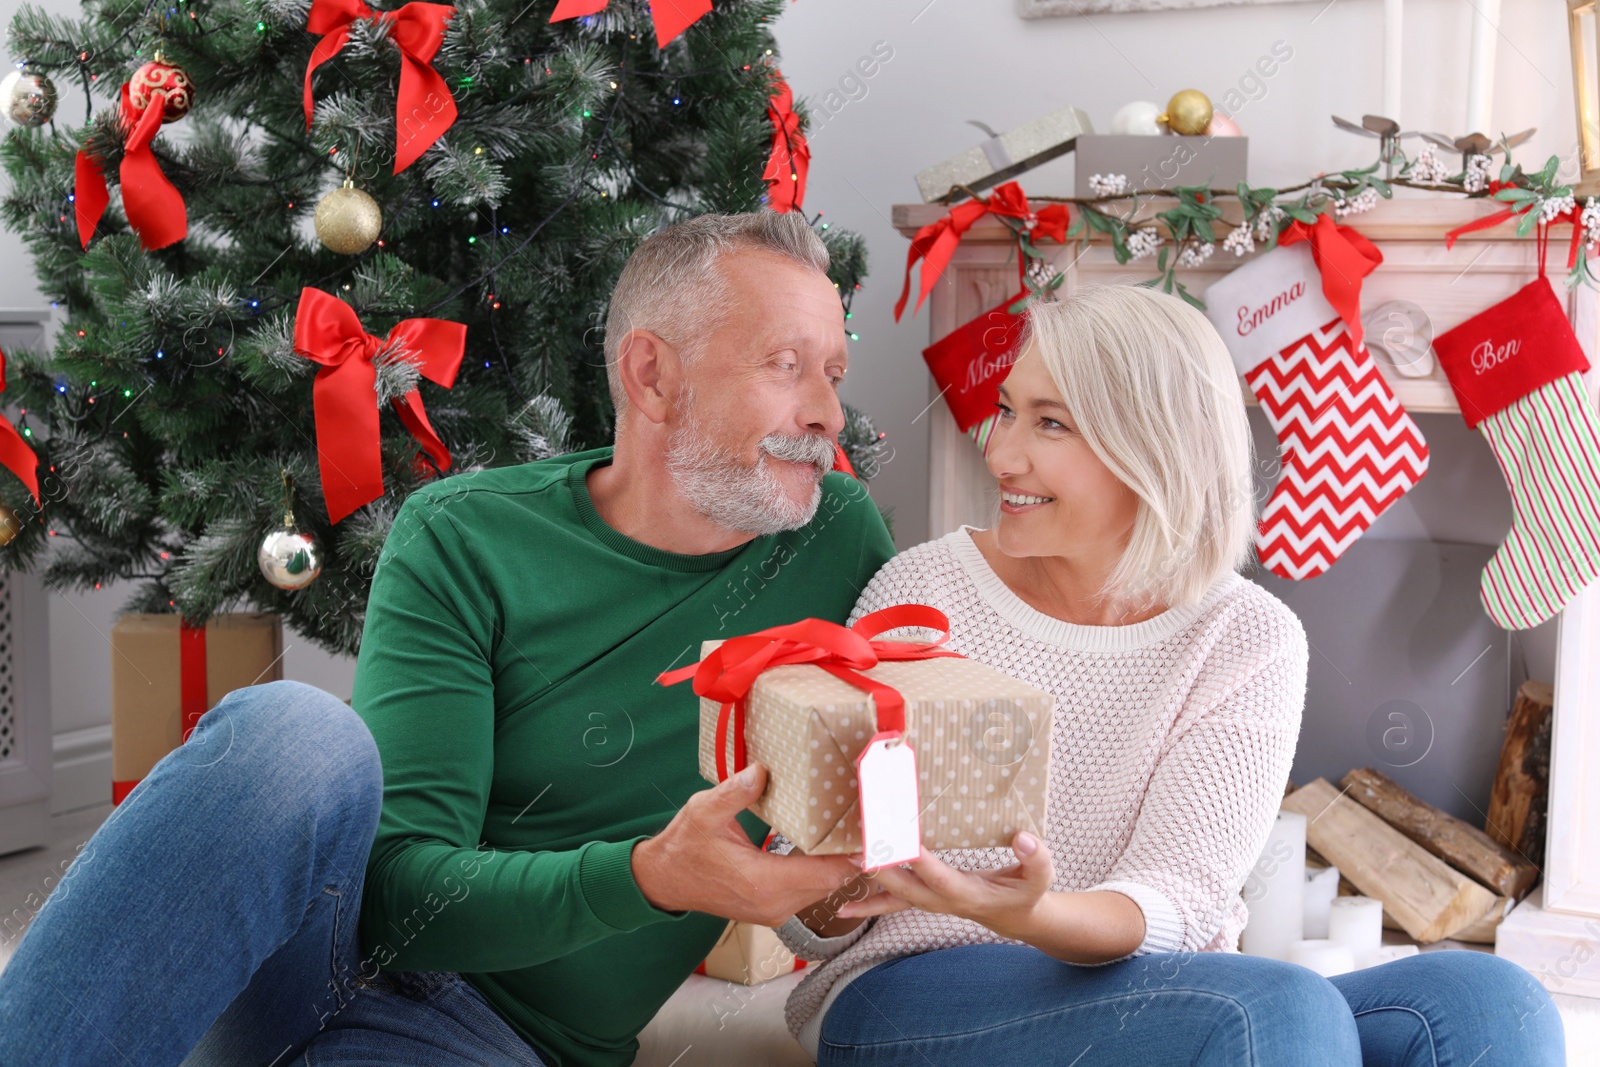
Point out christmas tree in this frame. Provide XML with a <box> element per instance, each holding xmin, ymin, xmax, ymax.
<box><xmin>0</xmin><ymin>0</ymin><xmax>885</xmax><ymax>656</ymax></box>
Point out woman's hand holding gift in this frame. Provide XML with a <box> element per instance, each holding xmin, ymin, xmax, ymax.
<box><xmin>838</xmin><ymin>830</ymin><xmax>1148</xmax><ymax>964</ymax></box>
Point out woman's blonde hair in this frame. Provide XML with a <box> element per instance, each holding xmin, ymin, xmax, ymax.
<box><xmin>1016</xmin><ymin>284</ymin><xmax>1256</xmax><ymax>610</ymax></box>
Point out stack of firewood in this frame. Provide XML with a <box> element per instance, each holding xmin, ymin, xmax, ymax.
<box><xmin>1280</xmin><ymin>680</ymin><xmax>1551</xmax><ymax>946</ymax></box>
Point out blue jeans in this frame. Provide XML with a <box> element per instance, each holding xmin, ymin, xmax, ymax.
<box><xmin>0</xmin><ymin>680</ymin><xmax>545</xmax><ymax>1067</ymax></box>
<box><xmin>817</xmin><ymin>942</ymin><xmax>1565</xmax><ymax>1066</ymax></box>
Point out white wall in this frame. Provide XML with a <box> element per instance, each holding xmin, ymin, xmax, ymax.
<box><xmin>0</xmin><ymin>0</ymin><xmax>1573</xmax><ymax>808</ymax></box>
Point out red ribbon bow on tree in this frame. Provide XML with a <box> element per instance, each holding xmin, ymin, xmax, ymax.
<box><xmin>657</xmin><ymin>605</ymin><xmax>964</xmax><ymax>782</ymax></box>
<box><xmin>0</xmin><ymin>350</ymin><xmax>39</xmax><ymax>507</ymax></box>
<box><xmin>895</xmin><ymin>181</ymin><xmax>1070</xmax><ymax>322</ymax></box>
<box><xmin>761</xmin><ymin>71</ymin><xmax>808</xmax><ymax>214</ymax></box>
<box><xmin>303</xmin><ymin>0</ymin><xmax>459</xmax><ymax>175</ymax></box>
<box><xmin>1277</xmin><ymin>213</ymin><xmax>1384</xmax><ymax>355</ymax></box>
<box><xmin>291</xmin><ymin>287</ymin><xmax>466</xmax><ymax>524</ymax></box>
<box><xmin>549</xmin><ymin>0</ymin><xmax>713</xmax><ymax>49</ymax></box>
<box><xmin>1443</xmin><ymin>180</ymin><xmax>1586</xmax><ymax>273</ymax></box>
<box><xmin>73</xmin><ymin>80</ymin><xmax>188</xmax><ymax>251</ymax></box>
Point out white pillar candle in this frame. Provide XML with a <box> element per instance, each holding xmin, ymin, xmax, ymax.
<box><xmin>1303</xmin><ymin>865</ymin><xmax>1341</xmax><ymax>939</ymax></box>
<box><xmin>1328</xmin><ymin>896</ymin><xmax>1385</xmax><ymax>955</ymax></box>
<box><xmin>1464</xmin><ymin>0</ymin><xmax>1501</xmax><ymax>135</ymax></box>
<box><xmin>1287</xmin><ymin>938</ymin><xmax>1357</xmax><ymax>977</ymax></box>
<box><xmin>1382</xmin><ymin>0</ymin><xmax>1403</xmax><ymax>119</ymax></box>
<box><xmin>1357</xmin><ymin>943</ymin><xmax>1419</xmax><ymax>970</ymax></box>
<box><xmin>1241</xmin><ymin>812</ymin><xmax>1306</xmax><ymax>960</ymax></box>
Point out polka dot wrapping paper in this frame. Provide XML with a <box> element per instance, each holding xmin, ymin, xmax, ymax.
<box><xmin>695</xmin><ymin>647</ymin><xmax>1055</xmax><ymax>854</ymax></box>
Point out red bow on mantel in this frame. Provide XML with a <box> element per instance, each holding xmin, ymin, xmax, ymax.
<box><xmin>895</xmin><ymin>181</ymin><xmax>1070</xmax><ymax>322</ymax></box>
<box><xmin>74</xmin><ymin>80</ymin><xmax>188</xmax><ymax>252</ymax></box>
<box><xmin>291</xmin><ymin>287</ymin><xmax>466</xmax><ymax>524</ymax></box>
<box><xmin>657</xmin><ymin>605</ymin><xmax>964</xmax><ymax>782</ymax></box>
<box><xmin>303</xmin><ymin>0</ymin><xmax>459</xmax><ymax>175</ymax></box>
<box><xmin>1443</xmin><ymin>180</ymin><xmax>1587</xmax><ymax>274</ymax></box>
<box><xmin>761</xmin><ymin>71</ymin><xmax>808</xmax><ymax>214</ymax></box>
<box><xmin>549</xmin><ymin>0</ymin><xmax>713</xmax><ymax>50</ymax></box>
<box><xmin>1277</xmin><ymin>213</ymin><xmax>1384</xmax><ymax>355</ymax></box>
<box><xmin>0</xmin><ymin>350</ymin><xmax>40</xmax><ymax>507</ymax></box>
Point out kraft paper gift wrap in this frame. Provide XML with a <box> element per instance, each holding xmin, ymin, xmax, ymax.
<box><xmin>698</xmin><ymin>921</ymin><xmax>803</xmax><ymax>986</ymax></box>
<box><xmin>674</xmin><ymin>609</ymin><xmax>1055</xmax><ymax>855</ymax></box>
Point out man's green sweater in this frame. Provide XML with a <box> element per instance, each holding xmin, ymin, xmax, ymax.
<box><xmin>350</xmin><ymin>447</ymin><xmax>895</xmax><ymax>1067</ymax></box>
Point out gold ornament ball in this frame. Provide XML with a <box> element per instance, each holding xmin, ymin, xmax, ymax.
<box><xmin>128</xmin><ymin>55</ymin><xmax>194</xmax><ymax>124</ymax></box>
<box><xmin>1158</xmin><ymin>89</ymin><xmax>1213</xmax><ymax>137</ymax></box>
<box><xmin>0</xmin><ymin>68</ymin><xmax>57</xmax><ymax>128</ymax></box>
<box><xmin>258</xmin><ymin>523</ymin><xmax>323</xmax><ymax>590</ymax></box>
<box><xmin>0</xmin><ymin>503</ymin><xmax>21</xmax><ymax>547</ymax></box>
<box><xmin>315</xmin><ymin>182</ymin><xmax>383</xmax><ymax>255</ymax></box>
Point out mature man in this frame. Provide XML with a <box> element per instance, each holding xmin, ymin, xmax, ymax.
<box><xmin>0</xmin><ymin>210</ymin><xmax>894</xmax><ymax>1066</ymax></box>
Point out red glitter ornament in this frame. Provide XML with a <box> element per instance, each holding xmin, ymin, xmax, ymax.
<box><xmin>128</xmin><ymin>52</ymin><xmax>195</xmax><ymax>123</ymax></box>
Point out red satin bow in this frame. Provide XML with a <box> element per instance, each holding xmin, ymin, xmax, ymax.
<box><xmin>303</xmin><ymin>0</ymin><xmax>458</xmax><ymax>175</ymax></box>
<box><xmin>549</xmin><ymin>0</ymin><xmax>713</xmax><ymax>49</ymax></box>
<box><xmin>1278</xmin><ymin>213</ymin><xmax>1384</xmax><ymax>354</ymax></box>
<box><xmin>761</xmin><ymin>71</ymin><xmax>808</xmax><ymax>214</ymax></box>
<box><xmin>895</xmin><ymin>181</ymin><xmax>1070</xmax><ymax>322</ymax></box>
<box><xmin>291</xmin><ymin>287</ymin><xmax>466</xmax><ymax>523</ymax></box>
<box><xmin>0</xmin><ymin>350</ymin><xmax>39</xmax><ymax>507</ymax></box>
<box><xmin>1444</xmin><ymin>180</ymin><xmax>1586</xmax><ymax>274</ymax></box>
<box><xmin>73</xmin><ymin>80</ymin><xmax>188</xmax><ymax>252</ymax></box>
<box><xmin>657</xmin><ymin>605</ymin><xmax>964</xmax><ymax>781</ymax></box>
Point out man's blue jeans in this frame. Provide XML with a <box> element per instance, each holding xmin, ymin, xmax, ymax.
<box><xmin>0</xmin><ymin>680</ymin><xmax>545</xmax><ymax>1067</ymax></box>
<box><xmin>817</xmin><ymin>941</ymin><xmax>1565</xmax><ymax>1066</ymax></box>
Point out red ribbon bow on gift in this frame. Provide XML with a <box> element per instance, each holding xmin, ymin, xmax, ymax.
<box><xmin>657</xmin><ymin>605</ymin><xmax>964</xmax><ymax>782</ymax></box>
<box><xmin>0</xmin><ymin>350</ymin><xmax>39</xmax><ymax>507</ymax></box>
<box><xmin>291</xmin><ymin>287</ymin><xmax>466</xmax><ymax>524</ymax></box>
<box><xmin>895</xmin><ymin>181</ymin><xmax>1070</xmax><ymax>322</ymax></box>
<box><xmin>1277</xmin><ymin>213</ymin><xmax>1384</xmax><ymax>355</ymax></box>
<box><xmin>549</xmin><ymin>0</ymin><xmax>713</xmax><ymax>49</ymax></box>
<box><xmin>1443</xmin><ymin>180</ymin><xmax>1586</xmax><ymax>274</ymax></box>
<box><xmin>73</xmin><ymin>81</ymin><xmax>188</xmax><ymax>252</ymax></box>
<box><xmin>303</xmin><ymin>0</ymin><xmax>458</xmax><ymax>175</ymax></box>
<box><xmin>761</xmin><ymin>71</ymin><xmax>808</xmax><ymax>214</ymax></box>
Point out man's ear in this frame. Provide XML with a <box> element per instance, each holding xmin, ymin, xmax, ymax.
<box><xmin>615</xmin><ymin>329</ymin><xmax>681</xmax><ymax>426</ymax></box>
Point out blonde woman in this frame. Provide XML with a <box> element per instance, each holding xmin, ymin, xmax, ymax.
<box><xmin>776</xmin><ymin>286</ymin><xmax>1562</xmax><ymax>1066</ymax></box>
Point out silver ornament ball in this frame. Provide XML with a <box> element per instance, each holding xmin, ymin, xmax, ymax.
<box><xmin>258</xmin><ymin>523</ymin><xmax>323</xmax><ymax>590</ymax></box>
<box><xmin>1</xmin><ymin>67</ymin><xmax>57</xmax><ymax>128</ymax></box>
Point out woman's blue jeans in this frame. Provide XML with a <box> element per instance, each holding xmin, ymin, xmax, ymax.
<box><xmin>817</xmin><ymin>941</ymin><xmax>1566</xmax><ymax>1066</ymax></box>
<box><xmin>0</xmin><ymin>680</ymin><xmax>545</xmax><ymax>1067</ymax></box>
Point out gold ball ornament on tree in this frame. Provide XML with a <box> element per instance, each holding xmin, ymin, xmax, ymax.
<box><xmin>1158</xmin><ymin>89</ymin><xmax>1213</xmax><ymax>136</ymax></box>
<box><xmin>258</xmin><ymin>519</ymin><xmax>323</xmax><ymax>590</ymax></box>
<box><xmin>0</xmin><ymin>66</ymin><xmax>57</xmax><ymax>127</ymax></box>
<box><xmin>128</xmin><ymin>50</ymin><xmax>195</xmax><ymax>124</ymax></box>
<box><xmin>315</xmin><ymin>179</ymin><xmax>383</xmax><ymax>255</ymax></box>
<box><xmin>0</xmin><ymin>503</ymin><xmax>22</xmax><ymax>546</ymax></box>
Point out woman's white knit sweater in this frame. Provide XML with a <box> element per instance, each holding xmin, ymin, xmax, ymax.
<box><xmin>775</xmin><ymin>527</ymin><xmax>1308</xmax><ymax>1057</ymax></box>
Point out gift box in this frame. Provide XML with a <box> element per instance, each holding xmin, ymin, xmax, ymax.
<box><xmin>111</xmin><ymin>612</ymin><xmax>284</xmax><ymax>804</ymax></box>
<box><xmin>669</xmin><ymin>608</ymin><xmax>1055</xmax><ymax>855</ymax></box>
<box><xmin>696</xmin><ymin>921</ymin><xmax>804</xmax><ymax>986</ymax></box>
<box><xmin>1071</xmin><ymin>134</ymin><xmax>1248</xmax><ymax>199</ymax></box>
<box><xmin>915</xmin><ymin>105</ymin><xmax>1093</xmax><ymax>204</ymax></box>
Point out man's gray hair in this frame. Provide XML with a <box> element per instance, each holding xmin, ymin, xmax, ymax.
<box><xmin>603</xmin><ymin>211</ymin><xmax>831</xmax><ymax>424</ymax></box>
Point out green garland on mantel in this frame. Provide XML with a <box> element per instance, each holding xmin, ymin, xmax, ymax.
<box><xmin>958</xmin><ymin>145</ymin><xmax>1591</xmax><ymax>312</ymax></box>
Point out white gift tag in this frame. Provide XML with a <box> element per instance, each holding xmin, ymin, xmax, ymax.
<box><xmin>857</xmin><ymin>733</ymin><xmax>921</xmax><ymax>872</ymax></box>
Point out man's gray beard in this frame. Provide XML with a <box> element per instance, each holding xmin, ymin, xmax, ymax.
<box><xmin>665</xmin><ymin>387</ymin><xmax>835</xmax><ymax>536</ymax></box>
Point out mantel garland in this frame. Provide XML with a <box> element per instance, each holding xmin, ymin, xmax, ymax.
<box><xmin>919</xmin><ymin>144</ymin><xmax>1595</xmax><ymax>316</ymax></box>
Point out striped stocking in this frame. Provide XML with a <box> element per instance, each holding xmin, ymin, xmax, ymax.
<box><xmin>1434</xmin><ymin>277</ymin><xmax>1600</xmax><ymax>629</ymax></box>
<box><xmin>1204</xmin><ymin>241</ymin><xmax>1429</xmax><ymax>579</ymax></box>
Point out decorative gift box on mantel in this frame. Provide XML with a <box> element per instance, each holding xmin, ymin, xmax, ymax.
<box><xmin>664</xmin><ymin>608</ymin><xmax>1055</xmax><ymax>854</ymax></box>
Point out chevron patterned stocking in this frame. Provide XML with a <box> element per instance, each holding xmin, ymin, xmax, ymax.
<box><xmin>1243</xmin><ymin>317</ymin><xmax>1431</xmax><ymax>577</ymax></box>
<box><xmin>1205</xmin><ymin>241</ymin><xmax>1429</xmax><ymax>579</ymax></box>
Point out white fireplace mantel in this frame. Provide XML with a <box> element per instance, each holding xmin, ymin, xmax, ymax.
<box><xmin>892</xmin><ymin>196</ymin><xmax>1600</xmax><ymax>996</ymax></box>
